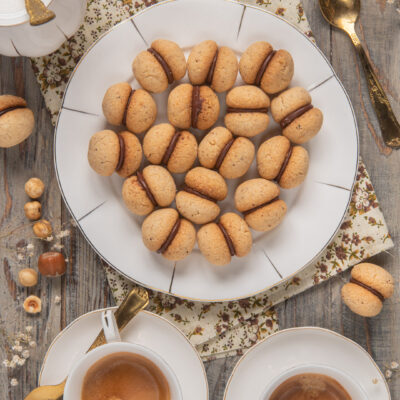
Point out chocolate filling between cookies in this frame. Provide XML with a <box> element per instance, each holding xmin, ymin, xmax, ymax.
<box><xmin>0</xmin><ymin>105</ymin><xmax>27</xmax><ymax>117</ymax></box>
<box><xmin>157</xmin><ymin>218</ymin><xmax>181</xmax><ymax>254</ymax></box>
<box><xmin>215</xmin><ymin>138</ymin><xmax>235</xmax><ymax>170</ymax></box>
<box><xmin>137</xmin><ymin>171</ymin><xmax>158</xmax><ymax>207</ymax></box>
<box><xmin>191</xmin><ymin>86</ymin><xmax>204</xmax><ymax>129</ymax></box>
<box><xmin>227</xmin><ymin>107</ymin><xmax>269</xmax><ymax>114</ymax></box>
<box><xmin>350</xmin><ymin>278</ymin><xmax>385</xmax><ymax>302</ymax></box>
<box><xmin>217</xmin><ymin>222</ymin><xmax>235</xmax><ymax>257</ymax></box>
<box><xmin>115</xmin><ymin>134</ymin><xmax>125</xmax><ymax>172</ymax></box>
<box><xmin>147</xmin><ymin>48</ymin><xmax>174</xmax><ymax>84</ymax></box>
<box><xmin>162</xmin><ymin>131</ymin><xmax>181</xmax><ymax>165</ymax></box>
<box><xmin>183</xmin><ymin>186</ymin><xmax>216</xmax><ymax>203</ymax></box>
<box><xmin>122</xmin><ymin>89</ymin><xmax>135</xmax><ymax>127</ymax></box>
<box><xmin>206</xmin><ymin>49</ymin><xmax>219</xmax><ymax>85</ymax></box>
<box><xmin>242</xmin><ymin>196</ymin><xmax>279</xmax><ymax>216</ymax></box>
<box><xmin>280</xmin><ymin>104</ymin><xmax>313</xmax><ymax>129</ymax></box>
<box><xmin>255</xmin><ymin>50</ymin><xmax>277</xmax><ymax>86</ymax></box>
<box><xmin>275</xmin><ymin>145</ymin><xmax>293</xmax><ymax>184</ymax></box>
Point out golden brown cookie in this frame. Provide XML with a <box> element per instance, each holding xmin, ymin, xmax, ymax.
<box><xmin>132</xmin><ymin>39</ymin><xmax>186</xmax><ymax>93</ymax></box>
<box><xmin>271</xmin><ymin>87</ymin><xmax>323</xmax><ymax>144</ymax></box>
<box><xmin>224</xmin><ymin>85</ymin><xmax>270</xmax><ymax>137</ymax></box>
<box><xmin>235</xmin><ymin>178</ymin><xmax>287</xmax><ymax>231</ymax></box>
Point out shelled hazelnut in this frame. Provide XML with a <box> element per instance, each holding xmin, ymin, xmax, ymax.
<box><xmin>18</xmin><ymin>268</ymin><xmax>38</xmax><ymax>287</ymax></box>
<box><xmin>33</xmin><ymin>219</ymin><xmax>52</xmax><ymax>238</ymax></box>
<box><xmin>23</xmin><ymin>296</ymin><xmax>41</xmax><ymax>314</ymax></box>
<box><xmin>25</xmin><ymin>177</ymin><xmax>45</xmax><ymax>199</ymax></box>
<box><xmin>24</xmin><ymin>201</ymin><xmax>41</xmax><ymax>220</ymax></box>
<box><xmin>38</xmin><ymin>252</ymin><xmax>66</xmax><ymax>277</ymax></box>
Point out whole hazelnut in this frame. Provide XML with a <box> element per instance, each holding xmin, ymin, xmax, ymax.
<box><xmin>25</xmin><ymin>177</ymin><xmax>45</xmax><ymax>199</ymax></box>
<box><xmin>23</xmin><ymin>295</ymin><xmax>41</xmax><ymax>314</ymax></box>
<box><xmin>33</xmin><ymin>219</ymin><xmax>52</xmax><ymax>238</ymax></box>
<box><xmin>24</xmin><ymin>201</ymin><xmax>41</xmax><ymax>220</ymax></box>
<box><xmin>18</xmin><ymin>268</ymin><xmax>38</xmax><ymax>287</ymax></box>
<box><xmin>38</xmin><ymin>252</ymin><xmax>66</xmax><ymax>277</ymax></box>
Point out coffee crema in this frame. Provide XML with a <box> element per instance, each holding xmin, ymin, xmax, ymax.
<box><xmin>81</xmin><ymin>352</ymin><xmax>170</xmax><ymax>400</ymax></box>
<box><xmin>268</xmin><ymin>373</ymin><xmax>352</xmax><ymax>400</ymax></box>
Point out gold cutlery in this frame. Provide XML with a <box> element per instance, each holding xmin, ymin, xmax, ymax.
<box><xmin>24</xmin><ymin>286</ymin><xmax>149</xmax><ymax>400</ymax></box>
<box><xmin>25</xmin><ymin>0</ymin><xmax>56</xmax><ymax>26</ymax></box>
<box><xmin>319</xmin><ymin>0</ymin><xmax>400</xmax><ymax>148</ymax></box>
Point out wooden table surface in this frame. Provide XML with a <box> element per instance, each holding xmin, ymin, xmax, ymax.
<box><xmin>0</xmin><ymin>0</ymin><xmax>399</xmax><ymax>398</ymax></box>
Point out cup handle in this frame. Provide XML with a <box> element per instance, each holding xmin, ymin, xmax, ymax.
<box><xmin>101</xmin><ymin>310</ymin><xmax>121</xmax><ymax>343</ymax></box>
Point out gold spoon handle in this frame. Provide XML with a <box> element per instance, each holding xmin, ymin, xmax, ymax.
<box><xmin>347</xmin><ymin>27</ymin><xmax>400</xmax><ymax>148</ymax></box>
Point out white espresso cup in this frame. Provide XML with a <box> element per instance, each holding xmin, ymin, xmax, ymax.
<box><xmin>64</xmin><ymin>310</ymin><xmax>183</xmax><ymax>400</ymax></box>
<box><xmin>260</xmin><ymin>363</ymin><xmax>369</xmax><ymax>400</ymax></box>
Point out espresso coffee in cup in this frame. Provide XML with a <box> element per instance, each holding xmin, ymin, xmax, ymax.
<box><xmin>268</xmin><ymin>373</ymin><xmax>351</xmax><ymax>400</ymax></box>
<box><xmin>81</xmin><ymin>351</ymin><xmax>170</xmax><ymax>400</ymax></box>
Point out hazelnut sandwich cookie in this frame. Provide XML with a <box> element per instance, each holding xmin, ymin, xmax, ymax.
<box><xmin>198</xmin><ymin>126</ymin><xmax>254</xmax><ymax>179</ymax></box>
<box><xmin>234</xmin><ymin>179</ymin><xmax>287</xmax><ymax>232</ymax></box>
<box><xmin>257</xmin><ymin>135</ymin><xmax>309</xmax><ymax>189</ymax></box>
<box><xmin>176</xmin><ymin>167</ymin><xmax>228</xmax><ymax>225</ymax></box>
<box><xmin>342</xmin><ymin>263</ymin><xmax>394</xmax><ymax>317</ymax></box>
<box><xmin>187</xmin><ymin>40</ymin><xmax>238</xmax><ymax>93</ymax></box>
<box><xmin>142</xmin><ymin>208</ymin><xmax>196</xmax><ymax>261</ymax></box>
<box><xmin>133</xmin><ymin>39</ymin><xmax>186</xmax><ymax>93</ymax></box>
<box><xmin>0</xmin><ymin>95</ymin><xmax>35</xmax><ymax>148</ymax></box>
<box><xmin>197</xmin><ymin>212</ymin><xmax>252</xmax><ymax>266</ymax></box>
<box><xmin>88</xmin><ymin>130</ymin><xmax>142</xmax><ymax>178</ymax></box>
<box><xmin>271</xmin><ymin>87</ymin><xmax>323</xmax><ymax>144</ymax></box>
<box><xmin>122</xmin><ymin>165</ymin><xmax>176</xmax><ymax>216</ymax></box>
<box><xmin>102</xmin><ymin>82</ymin><xmax>157</xmax><ymax>134</ymax></box>
<box><xmin>239</xmin><ymin>41</ymin><xmax>294</xmax><ymax>95</ymax></box>
<box><xmin>224</xmin><ymin>85</ymin><xmax>270</xmax><ymax>137</ymax></box>
<box><xmin>143</xmin><ymin>123</ymin><xmax>198</xmax><ymax>174</ymax></box>
<box><xmin>167</xmin><ymin>83</ymin><xmax>220</xmax><ymax>130</ymax></box>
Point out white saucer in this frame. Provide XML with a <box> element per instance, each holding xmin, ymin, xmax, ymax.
<box><xmin>39</xmin><ymin>308</ymin><xmax>208</xmax><ymax>399</ymax></box>
<box><xmin>224</xmin><ymin>327</ymin><xmax>390</xmax><ymax>399</ymax></box>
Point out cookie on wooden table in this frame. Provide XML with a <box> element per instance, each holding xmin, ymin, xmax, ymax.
<box><xmin>271</xmin><ymin>87</ymin><xmax>323</xmax><ymax>144</ymax></box>
<box><xmin>142</xmin><ymin>208</ymin><xmax>196</xmax><ymax>261</ymax></box>
<box><xmin>234</xmin><ymin>178</ymin><xmax>287</xmax><ymax>232</ymax></box>
<box><xmin>175</xmin><ymin>167</ymin><xmax>227</xmax><ymax>225</ymax></box>
<box><xmin>122</xmin><ymin>165</ymin><xmax>176</xmax><ymax>216</ymax></box>
<box><xmin>0</xmin><ymin>95</ymin><xmax>35</xmax><ymax>148</ymax></box>
<box><xmin>133</xmin><ymin>39</ymin><xmax>186</xmax><ymax>93</ymax></box>
<box><xmin>257</xmin><ymin>135</ymin><xmax>309</xmax><ymax>189</ymax></box>
<box><xmin>341</xmin><ymin>263</ymin><xmax>394</xmax><ymax>317</ymax></box>
<box><xmin>198</xmin><ymin>126</ymin><xmax>254</xmax><ymax>179</ymax></box>
<box><xmin>143</xmin><ymin>123</ymin><xmax>198</xmax><ymax>174</ymax></box>
<box><xmin>187</xmin><ymin>40</ymin><xmax>238</xmax><ymax>93</ymax></box>
<box><xmin>224</xmin><ymin>85</ymin><xmax>270</xmax><ymax>137</ymax></box>
<box><xmin>88</xmin><ymin>130</ymin><xmax>142</xmax><ymax>178</ymax></box>
<box><xmin>197</xmin><ymin>212</ymin><xmax>252</xmax><ymax>266</ymax></box>
<box><xmin>167</xmin><ymin>83</ymin><xmax>220</xmax><ymax>130</ymax></box>
<box><xmin>102</xmin><ymin>82</ymin><xmax>157</xmax><ymax>134</ymax></box>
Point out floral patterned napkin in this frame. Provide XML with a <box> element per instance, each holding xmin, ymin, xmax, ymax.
<box><xmin>31</xmin><ymin>0</ymin><xmax>393</xmax><ymax>360</ymax></box>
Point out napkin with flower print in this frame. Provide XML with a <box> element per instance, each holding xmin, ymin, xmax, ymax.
<box><xmin>31</xmin><ymin>0</ymin><xmax>393</xmax><ymax>360</ymax></box>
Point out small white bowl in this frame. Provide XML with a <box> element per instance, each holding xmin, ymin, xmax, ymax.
<box><xmin>0</xmin><ymin>0</ymin><xmax>86</xmax><ymax>57</ymax></box>
<box><xmin>260</xmin><ymin>363</ymin><xmax>369</xmax><ymax>400</ymax></box>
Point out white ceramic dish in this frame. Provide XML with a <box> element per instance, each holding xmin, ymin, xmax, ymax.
<box><xmin>39</xmin><ymin>308</ymin><xmax>208</xmax><ymax>399</ymax></box>
<box><xmin>224</xmin><ymin>327</ymin><xmax>390</xmax><ymax>400</ymax></box>
<box><xmin>54</xmin><ymin>0</ymin><xmax>359</xmax><ymax>302</ymax></box>
<box><xmin>0</xmin><ymin>0</ymin><xmax>86</xmax><ymax>57</ymax></box>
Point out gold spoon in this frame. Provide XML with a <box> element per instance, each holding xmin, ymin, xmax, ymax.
<box><xmin>24</xmin><ymin>286</ymin><xmax>149</xmax><ymax>400</ymax></box>
<box><xmin>319</xmin><ymin>0</ymin><xmax>400</xmax><ymax>148</ymax></box>
<box><xmin>25</xmin><ymin>0</ymin><xmax>55</xmax><ymax>26</ymax></box>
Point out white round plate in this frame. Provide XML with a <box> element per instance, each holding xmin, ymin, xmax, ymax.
<box><xmin>39</xmin><ymin>308</ymin><xmax>208</xmax><ymax>399</ymax></box>
<box><xmin>224</xmin><ymin>327</ymin><xmax>390</xmax><ymax>399</ymax></box>
<box><xmin>54</xmin><ymin>0</ymin><xmax>359</xmax><ymax>301</ymax></box>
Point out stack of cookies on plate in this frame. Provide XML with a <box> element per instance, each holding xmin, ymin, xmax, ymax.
<box><xmin>87</xmin><ymin>39</ymin><xmax>323</xmax><ymax>266</ymax></box>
